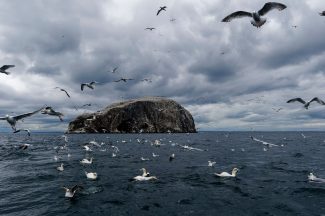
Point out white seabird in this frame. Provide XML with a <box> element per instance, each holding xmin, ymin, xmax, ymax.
<box><xmin>0</xmin><ymin>65</ymin><xmax>14</xmax><ymax>75</ymax></box>
<box><xmin>287</xmin><ymin>97</ymin><xmax>325</xmax><ymax>109</ymax></box>
<box><xmin>208</xmin><ymin>161</ymin><xmax>216</xmax><ymax>167</ymax></box>
<box><xmin>308</xmin><ymin>173</ymin><xmax>325</xmax><ymax>183</ymax></box>
<box><xmin>81</xmin><ymin>81</ymin><xmax>98</xmax><ymax>91</ymax></box>
<box><xmin>169</xmin><ymin>153</ymin><xmax>175</xmax><ymax>162</ymax></box>
<box><xmin>215</xmin><ymin>168</ymin><xmax>239</xmax><ymax>177</ymax></box>
<box><xmin>63</xmin><ymin>185</ymin><xmax>83</xmax><ymax>198</ymax></box>
<box><xmin>85</xmin><ymin>171</ymin><xmax>98</xmax><ymax>180</ymax></box>
<box><xmin>83</xmin><ymin>145</ymin><xmax>92</xmax><ymax>152</ymax></box>
<box><xmin>80</xmin><ymin>158</ymin><xmax>93</xmax><ymax>165</ymax></box>
<box><xmin>19</xmin><ymin>143</ymin><xmax>31</xmax><ymax>150</ymax></box>
<box><xmin>0</xmin><ymin>107</ymin><xmax>43</xmax><ymax>131</ymax></box>
<box><xmin>141</xmin><ymin>157</ymin><xmax>150</xmax><ymax>161</ymax></box>
<box><xmin>222</xmin><ymin>2</ymin><xmax>287</xmax><ymax>28</ymax></box>
<box><xmin>57</xmin><ymin>163</ymin><xmax>64</xmax><ymax>171</ymax></box>
<box><xmin>250</xmin><ymin>136</ymin><xmax>278</xmax><ymax>147</ymax></box>
<box><xmin>152</xmin><ymin>153</ymin><xmax>159</xmax><ymax>157</ymax></box>
<box><xmin>41</xmin><ymin>106</ymin><xmax>64</xmax><ymax>121</ymax></box>
<box><xmin>132</xmin><ymin>168</ymin><xmax>157</xmax><ymax>181</ymax></box>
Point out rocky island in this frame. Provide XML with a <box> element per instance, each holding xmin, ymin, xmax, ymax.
<box><xmin>66</xmin><ymin>97</ymin><xmax>196</xmax><ymax>133</ymax></box>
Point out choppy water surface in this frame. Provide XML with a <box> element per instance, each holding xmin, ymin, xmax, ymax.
<box><xmin>1</xmin><ymin>132</ymin><xmax>325</xmax><ymax>216</ymax></box>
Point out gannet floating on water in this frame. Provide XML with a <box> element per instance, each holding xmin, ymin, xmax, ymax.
<box><xmin>41</xmin><ymin>106</ymin><xmax>64</xmax><ymax>121</ymax></box>
<box><xmin>180</xmin><ymin>145</ymin><xmax>204</xmax><ymax>151</ymax></box>
<box><xmin>308</xmin><ymin>173</ymin><xmax>325</xmax><ymax>183</ymax></box>
<box><xmin>57</xmin><ymin>163</ymin><xmax>64</xmax><ymax>171</ymax></box>
<box><xmin>208</xmin><ymin>161</ymin><xmax>216</xmax><ymax>167</ymax></box>
<box><xmin>169</xmin><ymin>153</ymin><xmax>175</xmax><ymax>162</ymax></box>
<box><xmin>85</xmin><ymin>171</ymin><xmax>98</xmax><ymax>180</ymax></box>
<box><xmin>19</xmin><ymin>143</ymin><xmax>30</xmax><ymax>150</ymax></box>
<box><xmin>0</xmin><ymin>65</ymin><xmax>14</xmax><ymax>75</ymax></box>
<box><xmin>222</xmin><ymin>2</ymin><xmax>287</xmax><ymax>28</ymax></box>
<box><xmin>250</xmin><ymin>136</ymin><xmax>278</xmax><ymax>147</ymax></box>
<box><xmin>63</xmin><ymin>185</ymin><xmax>83</xmax><ymax>198</ymax></box>
<box><xmin>287</xmin><ymin>97</ymin><xmax>325</xmax><ymax>109</ymax></box>
<box><xmin>215</xmin><ymin>168</ymin><xmax>239</xmax><ymax>177</ymax></box>
<box><xmin>80</xmin><ymin>158</ymin><xmax>93</xmax><ymax>165</ymax></box>
<box><xmin>83</xmin><ymin>145</ymin><xmax>92</xmax><ymax>151</ymax></box>
<box><xmin>141</xmin><ymin>157</ymin><xmax>150</xmax><ymax>161</ymax></box>
<box><xmin>132</xmin><ymin>168</ymin><xmax>157</xmax><ymax>181</ymax></box>
<box><xmin>0</xmin><ymin>107</ymin><xmax>43</xmax><ymax>131</ymax></box>
<box><xmin>152</xmin><ymin>153</ymin><xmax>159</xmax><ymax>157</ymax></box>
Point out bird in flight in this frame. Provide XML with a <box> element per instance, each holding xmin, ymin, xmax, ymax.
<box><xmin>109</xmin><ymin>67</ymin><xmax>118</xmax><ymax>73</ymax></box>
<box><xmin>114</xmin><ymin>78</ymin><xmax>134</xmax><ymax>83</ymax></box>
<box><xmin>287</xmin><ymin>97</ymin><xmax>325</xmax><ymax>109</ymax></box>
<box><xmin>0</xmin><ymin>65</ymin><xmax>15</xmax><ymax>75</ymax></box>
<box><xmin>222</xmin><ymin>2</ymin><xmax>287</xmax><ymax>28</ymax></box>
<box><xmin>157</xmin><ymin>6</ymin><xmax>167</xmax><ymax>16</ymax></box>
<box><xmin>63</xmin><ymin>185</ymin><xmax>83</xmax><ymax>198</ymax></box>
<box><xmin>41</xmin><ymin>106</ymin><xmax>64</xmax><ymax>121</ymax></box>
<box><xmin>319</xmin><ymin>11</ymin><xmax>325</xmax><ymax>16</ymax></box>
<box><xmin>292</xmin><ymin>25</ymin><xmax>298</xmax><ymax>28</ymax></box>
<box><xmin>54</xmin><ymin>87</ymin><xmax>70</xmax><ymax>98</ymax></box>
<box><xmin>0</xmin><ymin>107</ymin><xmax>43</xmax><ymax>131</ymax></box>
<box><xmin>81</xmin><ymin>81</ymin><xmax>98</xmax><ymax>91</ymax></box>
<box><xmin>14</xmin><ymin>129</ymin><xmax>31</xmax><ymax>136</ymax></box>
<box><xmin>145</xmin><ymin>27</ymin><xmax>155</xmax><ymax>31</ymax></box>
<box><xmin>141</xmin><ymin>78</ymin><xmax>152</xmax><ymax>82</ymax></box>
<box><xmin>272</xmin><ymin>108</ymin><xmax>283</xmax><ymax>112</ymax></box>
<box><xmin>170</xmin><ymin>18</ymin><xmax>176</xmax><ymax>22</ymax></box>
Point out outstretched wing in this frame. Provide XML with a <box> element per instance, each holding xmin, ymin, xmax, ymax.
<box><xmin>309</xmin><ymin>97</ymin><xmax>325</xmax><ymax>105</ymax></box>
<box><xmin>113</xmin><ymin>67</ymin><xmax>118</xmax><ymax>73</ymax></box>
<box><xmin>258</xmin><ymin>2</ymin><xmax>287</xmax><ymax>16</ymax></box>
<box><xmin>114</xmin><ymin>79</ymin><xmax>122</xmax><ymax>82</ymax></box>
<box><xmin>287</xmin><ymin>98</ymin><xmax>306</xmax><ymax>104</ymax></box>
<box><xmin>81</xmin><ymin>84</ymin><xmax>86</xmax><ymax>91</ymax></box>
<box><xmin>89</xmin><ymin>81</ymin><xmax>98</xmax><ymax>86</ymax></box>
<box><xmin>0</xmin><ymin>116</ymin><xmax>7</xmax><ymax>120</ymax></box>
<box><xmin>62</xmin><ymin>89</ymin><xmax>70</xmax><ymax>98</ymax></box>
<box><xmin>0</xmin><ymin>65</ymin><xmax>15</xmax><ymax>70</ymax></box>
<box><xmin>14</xmin><ymin>107</ymin><xmax>43</xmax><ymax>121</ymax></box>
<box><xmin>222</xmin><ymin>11</ymin><xmax>252</xmax><ymax>22</ymax></box>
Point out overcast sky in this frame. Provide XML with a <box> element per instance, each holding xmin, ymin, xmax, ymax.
<box><xmin>0</xmin><ymin>0</ymin><xmax>325</xmax><ymax>132</ymax></box>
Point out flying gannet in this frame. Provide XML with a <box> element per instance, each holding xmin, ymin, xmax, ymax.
<box><xmin>287</xmin><ymin>97</ymin><xmax>325</xmax><ymax>109</ymax></box>
<box><xmin>0</xmin><ymin>107</ymin><xmax>43</xmax><ymax>131</ymax></box>
<box><xmin>222</xmin><ymin>2</ymin><xmax>287</xmax><ymax>28</ymax></box>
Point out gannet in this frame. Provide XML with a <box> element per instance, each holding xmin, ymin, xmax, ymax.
<box><xmin>215</xmin><ymin>168</ymin><xmax>239</xmax><ymax>177</ymax></box>
<box><xmin>114</xmin><ymin>78</ymin><xmax>134</xmax><ymax>82</ymax></box>
<box><xmin>80</xmin><ymin>158</ymin><xmax>93</xmax><ymax>165</ymax></box>
<box><xmin>54</xmin><ymin>87</ymin><xmax>70</xmax><ymax>98</ymax></box>
<box><xmin>308</xmin><ymin>173</ymin><xmax>325</xmax><ymax>183</ymax></box>
<box><xmin>57</xmin><ymin>163</ymin><xmax>64</xmax><ymax>171</ymax></box>
<box><xmin>63</xmin><ymin>185</ymin><xmax>83</xmax><ymax>198</ymax></box>
<box><xmin>208</xmin><ymin>161</ymin><xmax>216</xmax><ymax>167</ymax></box>
<box><xmin>169</xmin><ymin>153</ymin><xmax>175</xmax><ymax>162</ymax></box>
<box><xmin>41</xmin><ymin>106</ymin><xmax>64</xmax><ymax>121</ymax></box>
<box><xmin>0</xmin><ymin>65</ymin><xmax>14</xmax><ymax>75</ymax></box>
<box><xmin>287</xmin><ymin>97</ymin><xmax>325</xmax><ymax>109</ymax></box>
<box><xmin>132</xmin><ymin>169</ymin><xmax>157</xmax><ymax>181</ymax></box>
<box><xmin>222</xmin><ymin>2</ymin><xmax>287</xmax><ymax>28</ymax></box>
<box><xmin>250</xmin><ymin>136</ymin><xmax>278</xmax><ymax>147</ymax></box>
<box><xmin>152</xmin><ymin>153</ymin><xmax>159</xmax><ymax>157</ymax></box>
<box><xmin>0</xmin><ymin>107</ymin><xmax>43</xmax><ymax>131</ymax></box>
<box><xmin>83</xmin><ymin>145</ymin><xmax>92</xmax><ymax>151</ymax></box>
<box><xmin>85</xmin><ymin>171</ymin><xmax>98</xmax><ymax>180</ymax></box>
<box><xmin>157</xmin><ymin>6</ymin><xmax>167</xmax><ymax>16</ymax></box>
<box><xmin>19</xmin><ymin>143</ymin><xmax>30</xmax><ymax>150</ymax></box>
<box><xmin>81</xmin><ymin>81</ymin><xmax>98</xmax><ymax>91</ymax></box>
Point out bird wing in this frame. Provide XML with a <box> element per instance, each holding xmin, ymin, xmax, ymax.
<box><xmin>0</xmin><ymin>116</ymin><xmax>7</xmax><ymax>120</ymax></box>
<box><xmin>258</xmin><ymin>2</ymin><xmax>287</xmax><ymax>16</ymax></box>
<box><xmin>287</xmin><ymin>98</ymin><xmax>306</xmax><ymax>104</ymax></box>
<box><xmin>0</xmin><ymin>65</ymin><xmax>15</xmax><ymax>70</ymax></box>
<box><xmin>89</xmin><ymin>81</ymin><xmax>98</xmax><ymax>85</ymax></box>
<box><xmin>87</xmin><ymin>84</ymin><xmax>94</xmax><ymax>89</ymax></box>
<box><xmin>81</xmin><ymin>84</ymin><xmax>86</xmax><ymax>91</ymax></box>
<box><xmin>309</xmin><ymin>97</ymin><xmax>325</xmax><ymax>105</ymax></box>
<box><xmin>114</xmin><ymin>79</ymin><xmax>122</xmax><ymax>82</ymax></box>
<box><xmin>71</xmin><ymin>185</ymin><xmax>83</xmax><ymax>192</ymax></box>
<box><xmin>113</xmin><ymin>67</ymin><xmax>118</xmax><ymax>73</ymax></box>
<box><xmin>62</xmin><ymin>89</ymin><xmax>70</xmax><ymax>98</ymax></box>
<box><xmin>222</xmin><ymin>11</ymin><xmax>252</xmax><ymax>22</ymax></box>
<box><xmin>14</xmin><ymin>107</ymin><xmax>43</xmax><ymax>121</ymax></box>
<box><xmin>157</xmin><ymin>8</ymin><xmax>165</xmax><ymax>16</ymax></box>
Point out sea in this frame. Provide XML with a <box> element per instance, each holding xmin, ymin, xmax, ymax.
<box><xmin>0</xmin><ymin>131</ymin><xmax>325</xmax><ymax>216</ymax></box>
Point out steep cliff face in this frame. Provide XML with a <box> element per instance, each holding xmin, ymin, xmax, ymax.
<box><xmin>67</xmin><ymin>97</ymin><xmax>196</xmax><ymax>133</ymax></box>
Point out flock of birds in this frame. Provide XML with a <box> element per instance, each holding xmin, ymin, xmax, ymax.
<box><xmin>2</xmin><ymin>2</ymin><xmax>325</xmax><ymax>201</ymax></box>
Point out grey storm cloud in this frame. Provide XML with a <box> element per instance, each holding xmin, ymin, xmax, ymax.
<box><xmin>0</xmin><ymin>0</ymin><xmax>324</xmax><ymax>132</ymax></box>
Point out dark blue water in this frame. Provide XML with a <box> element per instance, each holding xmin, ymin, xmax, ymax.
<box><xmin>1</xmin><ymin>132</ymin><xmax>325</xmax><ymax>216</ymax></box>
